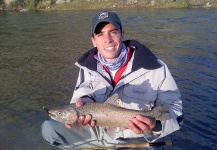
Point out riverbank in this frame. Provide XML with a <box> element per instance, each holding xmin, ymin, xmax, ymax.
<box><xmin>44</xmin><ymin>0</ymin><xmax>190</xmax><ymax>10</ymax></box>
<box><xmin>1</xmin><ymin>0</ymin><xmax>217</xmax><ymax>11</ymax></box>
<box><xmin>50</xmin><ymin>0</ymin><xmax>217</xmax><ymax>10</ymax></box>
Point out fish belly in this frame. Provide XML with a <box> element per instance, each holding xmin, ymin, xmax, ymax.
<box><xmin>92</xmin><ymin>113</ymin><xmax>130</xmax><ymax>128</ymax></box>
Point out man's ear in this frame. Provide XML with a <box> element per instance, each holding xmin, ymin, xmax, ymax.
<box><xmin>91</xmin><ymin>36</ymin><xmax>96</xmax><ymax>47</ymax></box>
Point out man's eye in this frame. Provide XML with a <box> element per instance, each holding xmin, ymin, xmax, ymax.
<box><xmin>97</xmin><ymin>33</ymin><xmax>103</xmax><ymax>37</ymax></box>
<box><xmin>111</xmin><ymin>31</ymin><xmax>118</xmax><ymax>35</ymax></box>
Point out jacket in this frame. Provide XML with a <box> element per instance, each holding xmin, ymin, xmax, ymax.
<box><xmin>70</xmin><ymin>40</ymin><xmax>183</xmax><ymax>142</ymax></box>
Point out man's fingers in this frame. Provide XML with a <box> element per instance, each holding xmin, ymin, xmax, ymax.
<box><xmin>65</xmin><ymin>123</ymin><xmax>72</xmax><ymax>129</ymax></box>
<box><xmin>83</xmin><ymin>115</ymin><xmax>92</xmax><ymax>126</ymax></box>
<box><xmin>76</xmin><ymin>97</ymin><xmax>94</xmax><ymax>107</ymax></box>
<box><xmin>136</xmin><ymin>115</ymin><xmax>156</xmax><ymax>129</ymax></box>
<box><xmin>77</xmin><ymin>115</ymin><xmax>96</xmax><ymax>127</ymax></box>
<box><xmin>76</xmin><ymin>98</ymin><xmax>83</xmax><ymax>107</ymax></box>
<box><xmin>89</xmin><ymin>120</ymin><xmax>96</xmax><ymax>127</ymax></box>
<box><xmin>128</xmin><ymin>120</ymin><xmax>141</xmax><ymax>134</ymax></box>
<box><xmin>129</xmin><ymin>117</ymin><xmax>153</xmax><ymax>134</ymax></box>
<box><xmin>78</xmin><ymin>116</ymin><xmax>85</xmax><ymax>126</ymax></box>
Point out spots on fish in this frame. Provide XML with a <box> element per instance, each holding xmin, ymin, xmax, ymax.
<box><xmin>115</xmin><ymin>99</ymin><xmax>124</xmax><ymax>107</ymax></box>
<box><xmin>48</xmin><ymin>100</ymin><xmax>171</xmax><ymax>126</ymax></box>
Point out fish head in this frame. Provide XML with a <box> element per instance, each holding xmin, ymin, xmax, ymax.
<box><xmin>48</xmin><ymin>105</ymin><xmax>78</xmax><ymax>124</ymax></box>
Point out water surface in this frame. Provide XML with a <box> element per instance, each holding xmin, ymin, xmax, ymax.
<box><xmin>0</xmin><ymin>8</ymin><xmax>217</xmax><ymax>150</ymax></box>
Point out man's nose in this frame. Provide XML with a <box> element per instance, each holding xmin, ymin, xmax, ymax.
<box><xmin>104</xmin><ymin>33</ymin><xmax>113</xmax><ymax>43</ymax></box>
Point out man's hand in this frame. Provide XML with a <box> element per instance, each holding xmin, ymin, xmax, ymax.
<box><xmin>128</xmin><ymin>115</ymin><xmax>156</xmax><ymax>134</ymax></box>
<box><xmin>65</xmin><ymin>97</ymin><xmax>96</xmax><ymax>129</ymax></box>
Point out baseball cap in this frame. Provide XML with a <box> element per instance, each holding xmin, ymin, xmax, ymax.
<box><xmin>91</xmin><ymin>11</ymin><xmax>122</xmax><ymax>34</ymax></box>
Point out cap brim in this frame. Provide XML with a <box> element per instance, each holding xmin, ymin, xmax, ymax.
<box><xmin>92</xmin><ymin>21</ymin><xmax>120</xmax><ymax>34</ymax></box>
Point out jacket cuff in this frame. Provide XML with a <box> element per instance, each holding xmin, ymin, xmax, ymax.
<box><xmin>80</xmin><ymin>95</ymin><xmax>96</xmax><ymax>102</ymax></box>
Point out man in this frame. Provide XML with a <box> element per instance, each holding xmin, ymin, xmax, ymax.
<box><xmin>41</xmin><ymin>11</ymin><xmax>183</xmax><ymax>149</ymax></box>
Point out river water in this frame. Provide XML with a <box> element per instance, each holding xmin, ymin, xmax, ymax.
<box><xmin>0</xmin><ymin>8</ymin><xmax>217</xmax><ymax>150</ymax></box>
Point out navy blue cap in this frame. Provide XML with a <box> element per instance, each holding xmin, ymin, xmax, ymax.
<box><xmin>91</xmin><ymin>11</ymin><xmax>122</xmax><ymax>34</ymax></box>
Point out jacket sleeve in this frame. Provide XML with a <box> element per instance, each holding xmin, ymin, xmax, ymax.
<box><xmin>146</xmin><ymin>64</ymin><xmax>183</xmax><ymax>142</ymax></box>
<box><xmin>70</xmin><ymin>68</ymin><xmax>95</xmax><ymax>104</ymax></box>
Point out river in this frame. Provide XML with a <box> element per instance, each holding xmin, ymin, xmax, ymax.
<box><xmin>0</xmin><ymin>8</ymin><xmax>217</xmax><ymax>150</ymax></box>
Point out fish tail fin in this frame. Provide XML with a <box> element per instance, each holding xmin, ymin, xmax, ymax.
<box><xmin>154</xmin><ymin>104</ymin><xmax>170</xmax><ymax>112</ymax></box>
<box><xmin>153</xmin><ymin>104</ymin><xmax>171</xmax><ymax>121</ymax></box>
<box><xmin>157</xmin><ymin>112</ymin><xmax>171</xmax><ymax>121</ymax></box>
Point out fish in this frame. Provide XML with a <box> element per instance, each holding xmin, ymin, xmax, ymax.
<box><xmin>46</xmin><ymin>94</ymin><xmax>171</xmax><ymax>128</ymax></box>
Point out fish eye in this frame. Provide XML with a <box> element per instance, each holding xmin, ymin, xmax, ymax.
<box><xmin>58</xmin><ymin>112</ymin><xmax>62</xmax><ymax>115</ymax></box>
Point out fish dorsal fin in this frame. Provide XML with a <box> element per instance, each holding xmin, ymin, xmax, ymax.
<box><xmin>105</xmin><ymin>94</ymin><xmax>124</xmax><ymax>107</ymax></box>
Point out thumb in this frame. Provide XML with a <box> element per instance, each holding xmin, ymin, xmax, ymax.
<box><xmin>65</xmin><ymin>123</ymin><xmax>72</xmax><ymax>129</ymax></box>
<box><xmin>76</xmin><ymin>98</ymin><xmax>83</xmax><ymax>107</ymax></box>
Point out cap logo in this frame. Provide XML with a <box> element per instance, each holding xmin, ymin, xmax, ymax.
<box><xmin>98</xmin><ymin>12</ymin><xmax>108</xmax><ymax>19</ymax></box>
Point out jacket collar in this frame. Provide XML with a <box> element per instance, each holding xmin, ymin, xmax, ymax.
<box><xmin>76</xmin><ymin>40</ymin><xmax>162</xmax><ymax>71</ymax></box>
<box><xmin>124</xmin><ymin>40</ymin><xmax>162</xmax><ymax>71</ymax></box>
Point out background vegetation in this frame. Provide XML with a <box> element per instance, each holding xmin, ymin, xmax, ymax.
<box><xmin>0</xmin><ymin>0</ymin><xmax>217</xmax><ymax>11</ymax></box>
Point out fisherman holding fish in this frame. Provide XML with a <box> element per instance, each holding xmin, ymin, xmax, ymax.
<box><xmin>41</xmin><ymin>11</ymin><xmax>183</xmax><ymax>149</ymax></box>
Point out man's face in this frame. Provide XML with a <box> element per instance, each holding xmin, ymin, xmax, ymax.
<box><xmin>91</xmin><ymin>22</ymin><xmax>124</xmax><ymax>62</ymax></box>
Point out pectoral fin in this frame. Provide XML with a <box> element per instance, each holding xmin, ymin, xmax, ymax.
<box><xmin>106</xmin><ymin>127</ymin><xmax>117</xmax><ymax>140</ymax></box>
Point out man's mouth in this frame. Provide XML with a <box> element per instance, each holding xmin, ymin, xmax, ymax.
<box><xmin>105</xmin><ymin>46</ymin><xmax>116</xmax><ymax>50</ymax></box>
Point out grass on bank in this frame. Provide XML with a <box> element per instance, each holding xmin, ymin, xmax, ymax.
<box><xmin>37</xmin><ymin>0</ymin><xmax>189</xmax><ymax>10</ymax></box>
<box><xmin>5</xmin><ymin>0</ymin><xmax>216</xmax><ymax>11</ymax></box>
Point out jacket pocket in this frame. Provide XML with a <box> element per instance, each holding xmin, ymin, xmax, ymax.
<box><xmin>91</xmin><ymin>79</ymin><xmax>108</xmax><ymax>102</ymax></box>
<box><xmin>122</xmin><ymin>81</ymin><xmax>158</xmax><ymax>110</ymax></box>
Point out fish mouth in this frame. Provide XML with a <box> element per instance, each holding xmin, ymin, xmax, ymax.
<box><xmin>43</xmin><ymin>107</ymin><xmax>56</xmax><ymax>118</ymax></box>
<box><xmin>48</xmin><ymin>113</ymin><xmax>56</xmax><ymax>118</ymax></box>
<box><xmin>48</xmin><ymin>112</ymin><xmax>59</xmax><ymax>121</ymax></box>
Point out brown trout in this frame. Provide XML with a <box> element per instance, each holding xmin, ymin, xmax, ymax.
<box><xmin>47</xmin><ymin>94</ymin><xmax>171</xmax><ymax>128</ymax></box>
